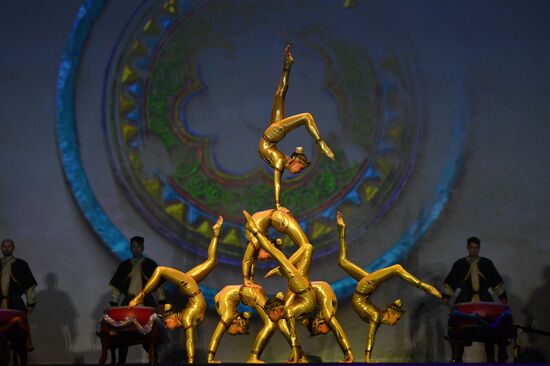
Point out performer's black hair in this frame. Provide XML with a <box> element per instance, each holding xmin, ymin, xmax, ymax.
<box><xmin>466</xmin><ymin>236</ymin><xmax>481</xmax><ymax>246</ymax></box>
<box><xmin>130</xmin><ymin>236</ymin><xmax>145</xmax><ymax>246</ymax></box>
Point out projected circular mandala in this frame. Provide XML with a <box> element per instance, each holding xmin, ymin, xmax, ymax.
<box><xmin>102</xmin><ymin>0</ymin><xmax>423</xmax><ymax>265</ymax></box>
<box><xmin>58</xmin><ymin>0</ymin><xmax>467</xmax><ymax>301</ymax></box>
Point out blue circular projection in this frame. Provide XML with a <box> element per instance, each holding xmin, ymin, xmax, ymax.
<box><xmin>56</xmin><ymin>0</ymin><xmax>467</xmax><ymax>304</ymax></box>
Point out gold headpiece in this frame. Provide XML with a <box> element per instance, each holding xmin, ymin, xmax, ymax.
<box><xmin>291</xmin><ymin>146</ymin><xmax>311</xmax><ymax>166</ymax></box>
<box><xmin>264</xmin><ymin>292</ymin><xmax>285</xmax><ymax>312</ymax></box>
<box><xmin>387</xmin><ymin>299</ymin><xmax>406</xmax><ymax>314</ymax></box>
<box><xmin>162</xmin><ymin>303</ymin><xmax>178</xmax><ymax>320</ymax></box>
<box><xmin>237</xmin><ymin>311</ymin><xmax>252</xmax><ymax>334</ymax></box>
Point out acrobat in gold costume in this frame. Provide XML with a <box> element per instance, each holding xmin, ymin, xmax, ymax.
<box><xmin>259</xmin><ymin>44</ymin><xmax>335</xmax><ymax>210</ymax></box>
<box><xmin>243</xmin><ymin>210</ymin><xmax>315</xmax><ymax>363</ymax></box>
<box><xmin>336</xmin><ymin>211</ymin><xmax>442</xmax><ymax>362</ymax></box>
<box><xmin>305</xmin><ymin>281</ymin><xmax>354</xmax><ymax>362</ymax></box>
<box><xmin>242</xmin><ymin>208</ymin><xmax>312</xmax><ymax>289</ymax></box>
<box><xmin>207</xmin><ymin>284</ymin><xmax>289</xmax><ymax>363</ymax></box>
<box><xmin>261</xmin><ymin>237</ymin><xmax>353</xmax><ymax>362</ymax></box>
<box><xmin>129</xmin><ymin>216</ymin><xmax>223</xmax><ymax>363</ymax></box>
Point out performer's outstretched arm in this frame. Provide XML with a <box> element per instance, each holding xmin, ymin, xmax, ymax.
<box><xmin>328</xmin><ymin>316</ymin><xmax>353</xmax><ymax>362</ymax></box>
<box><xmin>273</xmin><ymin>168</ymin><xmax>283</xmax><ymax>210</ymax></box>
<box><xmin>337</xmin><ymin>211</ymin><xmax>369</xmax><ymax>281</ymax></box>
<box><xmin>188</xmin><ymin>216</ymin><xmax>222</xmax><ymax>282</ymax></box>
<box><xmin>365</xmin><ymin>322</ymin><xmax>380</xmax><ymax>362</ymax></box>
<box><xmin>248</xmin><ymin>302</ymin><xmax>280</xmax><ymax>362</ymax></box>
<box><xmin>207</xmin><ymin>321</ymin><xmax>227</xmax><ymax>363</ymax></box>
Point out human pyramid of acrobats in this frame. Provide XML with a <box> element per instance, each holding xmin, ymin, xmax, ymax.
<box><xmin>127</xmin><ymin>45</ymin><xmax>442</xmax><ymax>363</ymax></box>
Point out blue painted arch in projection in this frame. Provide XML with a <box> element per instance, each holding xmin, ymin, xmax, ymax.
<box><xmin>56</xmin><ymin>0</ymin><xmax>467</xmax><ymax>306</ymax></box>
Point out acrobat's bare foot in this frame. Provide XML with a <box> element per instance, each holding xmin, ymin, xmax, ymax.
<box><xmin>288</xmin><ymin>355</ymin><xmax>308</xmax><ymax>364</ymax></box>
<box><xmin>285</xmin><ymin>347</ymin><xmax>307</xmax><ymax>363</ymax></box>
<box><xmin>244</xmin><ymin>279</ymin><xmax>264</xmax><ymax>291</ymax></box>
<box><xmin>128</xmin><ymin>290</ymin><xmax>144</xmax><ymax>307</ymax></box>
<box><xmin>247</xmin><ymin>356</ymin><xmax>266</xmax><ymax>364</ymax></box>
<box><xmin>265</xmin><ymin>266</ymin><xmax>282</xmax><ymax>278</ymax></box>
<box><xmin>284</xmin><ymin>44</ymin><xmax>294</xmax><ymax>70</ymax></box>
<box><xmin>212</xmin><ymin>215</ymin><xmax>223</xmax><ymax>237</ymax></box>
<box><xmin>419</xmin><ymin>282</ymin><xmax>442</xmax><ymax>298</ymax></box>
<box><xmin>336</xmin><ymin>210</ymin><xmax>346</xmax><ymax>231</ymax></box>
<box><xmin>318</xmin><ymin>139</ymin><xmax>335</xmax><ymax>161</ymax></box>
<box><xmin>276</xmin><ymin>206</ymin><xmax>290</xmax><ymax>215</ymax></box>
<box><xmin>339</xmin><ymin>352</ymin><xmax>354</xmax><ymax>363</ymax></box>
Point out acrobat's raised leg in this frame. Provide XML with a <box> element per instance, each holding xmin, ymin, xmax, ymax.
<box><xmin>265</xmin><ymin>112</ymin><xmax>335</xmax><ymax>160</ymax></box>
<box><xmin>337</xmin><ymin>211</ymin><xmax>369</xmax><ymax>281</ymax></box>
<box><xmin>265</xmin><ymin>242</ymin><xmax>313</xmax><ymax>279</ymax></box>
<box><xmin>364</xmin><ymin>264</ymin><xmax>441</xmax><ymax>298</ymax></box>
<box><xmin>269</xmin><ymin>44</ymin><xmax>294</xmax><ymax>124</ymax></box>
<box><xmin>129</xmin><ymin>266</ymin><xmax>175</xmax><ymax>306</ymax></box>
<box><xmin>187</xmin><ymin>216</ymin><xmax>222</xmax><ymax>282</ymax></box>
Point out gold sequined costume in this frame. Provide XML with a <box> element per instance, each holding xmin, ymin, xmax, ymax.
<box><xmin>336</xmin><ymin>212</ymin><xmax>441</xmax><ymax>362</ymax></box>
<box><xmin>243</xmin><ymin>210</ymin><xmax>315</xmax><ymax>363</ymax></box>
<box><xmin>242</xmin><ymin>208</ymin><xmax>312</xmax><ymax>288</ymax></box>
<box><xmin>309</xmin><ymin>281</ymin><xmax>354</xmax><ymax>362</ymax></box>
<box><xmin>129</xmin><ymin>217</ymin><xmax>222</xmax><ymax>363</ymax></box>
<box><xmin>259</xmin><ymin>45</ymin><xmax>335</xmax><ymax>210</ymax></box>
<box><xmin>207</xmin><ymin>284</ymin><xmax>287</xmax><ymax>363</ymax></box>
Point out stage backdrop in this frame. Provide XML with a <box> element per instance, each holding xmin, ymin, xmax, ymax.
<box><xmin>1</xmin><ymin>0</ymin><xmax>549</xmax><ymax>363</ymax></box>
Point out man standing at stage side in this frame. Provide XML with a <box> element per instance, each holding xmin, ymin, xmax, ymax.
<box><xmin>1</xmin><ymin>238</ymin><xmax>37</xmax><ymax>355</ymax></box>
<box><xmin>108</xmin><ymin>236</ymin><xmax>165</xmax><ymax>363</ymax></box>
<box><xmin>0</xmin><ymin>239</ymin><xmax>37</xmax><ymax>313</ymax></box>
<box><xmin>109</xmin><ymin>236</ymin><xmax>165</xmax><ymax>308</ymax></box>
<box><xmin>443</xmin><ymin>236</ymin><xmax>508</xmax><ymax>362</ymax></box>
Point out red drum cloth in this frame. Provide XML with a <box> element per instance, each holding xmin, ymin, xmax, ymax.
<box><xmin>0</xmin><ymin>309</ymin><xmax>29</xmax><ymax>338</ymax></box>
<box><xmin>454</xmin><ymin>302</ymin><xmax>507</xmax><ymax>317</ymax></box>
<box><xmin>104</xmin><ymin>306</ymin><xmax>156</xmax><ymax>326</ymax></box>
<box><xmin>0</xmin><ymin>309</ymin><xmax>26</xmax><ymax>323</ymax></box>
<box><xmin>101</xmin><ymin>306</ymin><xmax>159</xmax><ymax>335</ymax></box>
<box><xmin>448</xmin><ymin>302</ymin><xmax>516</xmax><ymax>344</ymax></box>
<box><xmin>97</xmin><ymin>307</ymin><xmax>160</xmax><ymax>364</ymax></box>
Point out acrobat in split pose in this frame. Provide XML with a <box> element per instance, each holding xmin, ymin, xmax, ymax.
<box><xmin>243</xmin><ymin>210</ymin><xmax>315</xmax><ymax>363</ymax></box>
<box><xmin>259</xmin><ymin>44</ymin><xmax>335</xmax><ymax>210</ymax></box>
<box><xmin>336</xmin><ymin>211</ymin><xmax>442</xmax><ymax>362</ymax></box>
<box><xmin>129</xmin><ymin>216</ymin><xmax>223</xmax><ymax>363</ymax></box>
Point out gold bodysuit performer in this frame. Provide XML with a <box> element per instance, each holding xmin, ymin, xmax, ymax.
<box><xmin>304</xmin><ymin>281</ymin><xmax>354</xmax><ymax>362</ymax></box>
<box><xmin>242</xmin><ymin>208</ymin><xmax>312</xmax><ymax>289</ymax></box>
<box><xmin>259</xmin><ymin>44</ymin><xmax>335</xmax><ymax>210</ymax></box>
<box><xmin>129</xmin><ymin>216</ymin><xmax>223</xmax><ymax>363</ymax></box>
<box><xmin>207</xmin><ymin>284</ymin><xmax>286</xmax><ymax>363</ymax></box>
<box><xmin>243</xmin><ymin>210</ymin><xmax>315</xmax><ymax>363</ymax></box>
<box><xmin>261</xmin><ymin>245</ymin><xmax>353</xmax><ymax>362</ymax></box>
<box><xmin>336</xmin><ymin>211</ymin><xmax>442</xmax><ymax>362</ymax></box>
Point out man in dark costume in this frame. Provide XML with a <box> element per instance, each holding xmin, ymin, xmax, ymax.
<box><xmin>108</xmin><ymin>236</ymin><xmax>165</xmax><ymax>363</ymax></box>
<box><xmin>0</xmin><ymin>239</ymin><xmax>37</xmax><ymax>313</ymax></box>
<box><xmin>0</xmin><ymin>239</ymin><xmax>37</xmax><ymax>358</ymax></box>
<box><xmin>109</xmin><ymin>236</ymin><xmax>165</xmax><ymax>307</ymax></box>
<box><xmin>443</xmin><ymin>236</ymin><xmax>509</xmax><ymax>362</ymax></box>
